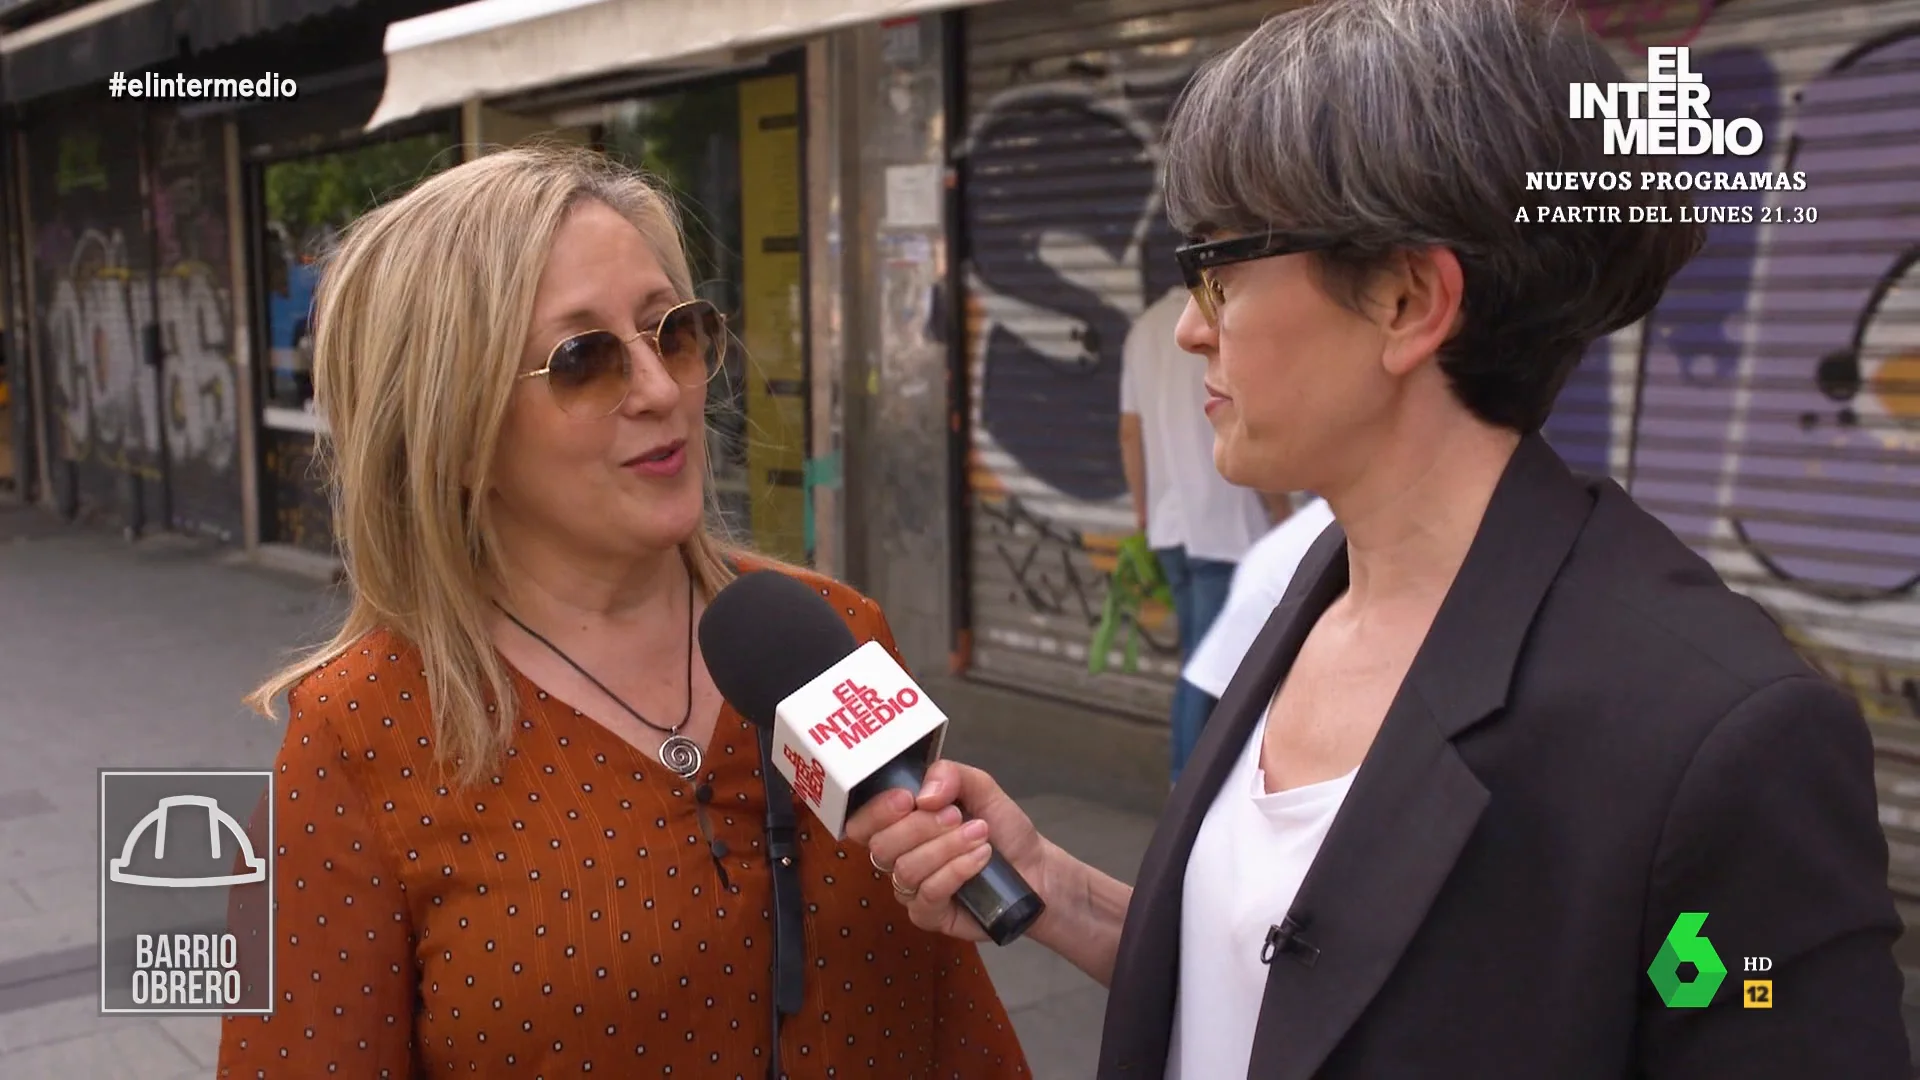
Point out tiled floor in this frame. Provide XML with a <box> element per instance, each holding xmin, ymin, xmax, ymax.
<box><xmin>0</xmin><ymin>999</ymin><xmax>216</xmax><ymax>1080</ymax></box>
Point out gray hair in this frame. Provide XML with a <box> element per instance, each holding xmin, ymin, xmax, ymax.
<box><xmin>1164</xmin><ymin>0</ymin><xmax>1705</xmax><ymax>432</ymax></box>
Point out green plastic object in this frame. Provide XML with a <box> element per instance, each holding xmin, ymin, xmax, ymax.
<box><xmin>1089</xmin><ymin>533</ymin><xmax>1171</xmax><ymax>675</ymax></box>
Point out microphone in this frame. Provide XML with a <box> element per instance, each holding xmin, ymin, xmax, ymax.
<box><xmin>699</xmin><ymin>570</ymin><xmax>1047</xmax><ymax>946</ymax></box>
<box><xmin>1260</xmin><ymin>915</ymin><xmax>1319</xmax><ymax>967</ymax></box>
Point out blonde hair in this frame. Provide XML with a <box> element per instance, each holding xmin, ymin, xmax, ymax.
<box><xmin>247</xmin><ymin>143</ymin><xmax>764</xmax><ymax>785</ymax></box>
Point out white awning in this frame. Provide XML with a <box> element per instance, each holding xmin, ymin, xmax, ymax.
<box><xmin>367</xmin><ymin>0</ymin><xmax>984</xmax><ymax>131</ymax></box>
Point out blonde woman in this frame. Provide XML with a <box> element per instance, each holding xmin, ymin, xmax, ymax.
<box><xmin>217</xmin><ymin>145</ymin><xmax>1028</xmax><ymax>1078</ymax></box>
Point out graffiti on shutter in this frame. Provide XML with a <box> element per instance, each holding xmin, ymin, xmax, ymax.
<box><xmin>959</xmin><ymin>0</ymin><xmax>1285</xmax><ymax>717</ymax></box>
<box><xmin>148</xmin><ymin>110</ymin><xmax>241</xmax><ymax>541</ymax></box>
<box><xmin>29</xmin><ymin>102</ymin><xmax>242</xmax><ymax>538</ymax></box>
<box><xmin>1559</xmin><ymin>2</ymin><xmax>1920</xmax><ymax>898</ymax></box>
<box><xmin>31</xmin><ymin>105</ymin><xmax>163</xmax><ymax>528</ymax></box>
<box><xmin>957</xmin><ymin>0</ymin><xmax>1920</xmax><ymax>747</ymax></box>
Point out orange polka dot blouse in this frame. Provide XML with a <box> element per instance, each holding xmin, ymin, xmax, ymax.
<box><xmin>217</xmin><ymin>567</ymin><xmax>1029</xmax><ymax>1078</ymax></box>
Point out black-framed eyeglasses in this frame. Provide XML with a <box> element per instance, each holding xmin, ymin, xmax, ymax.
<box><xmin>518</xmin><ymin>298</ymin><xmax>727</xmax><ymax>420</ymax></box>
<box><xmin>1175</xmin><ymin>233</ymin><xmax>1337</xmax><ymax>326</ymax></box>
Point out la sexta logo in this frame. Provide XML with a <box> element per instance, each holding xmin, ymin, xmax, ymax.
<box><xmin>1648</xmin><ymin>912</ymin><xmax>1727</xmax><ymax>1007</ymax></box>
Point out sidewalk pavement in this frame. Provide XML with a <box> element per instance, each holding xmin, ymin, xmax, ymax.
<box><xmin>0</xmin><ymin>502</ymin><xmax>1164</xmax><ymax>1079</ymax></box>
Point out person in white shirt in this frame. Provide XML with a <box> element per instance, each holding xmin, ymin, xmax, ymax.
<box><xmin>1119</xmin><ymin>285</ymin><xmax>1276</xmax><ymax>781</ymax></box>
<box><xmin>1181</xmin><ymin>496</ymin><xmax>1335</xmax><ymax>702</ymax></box>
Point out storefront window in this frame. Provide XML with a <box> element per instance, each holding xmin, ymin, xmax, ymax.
<box><xmin>256</xmin><ymin>129</ymin><xmax>456</xmax><ymax>552</ymax></box>
<box><xmin>259</xmin><ymin>132</ymin><xmax>457</xmax><ymax>421</ymax></box>
<box><xmin>594</xmin><ymin>73</ymin><xmax>808</xmax><ymax>563</ymax></box>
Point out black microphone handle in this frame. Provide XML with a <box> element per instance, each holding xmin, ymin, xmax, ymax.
<box><xmin>849</xmin><ymin>757</ymin><xmax>1046</xmax><ymax>946</ymax></box>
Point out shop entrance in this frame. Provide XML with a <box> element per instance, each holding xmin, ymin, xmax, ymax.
<box><xmin>531</xmin><ymin>60</ymin><xmax>810</xmax><ymax>563</ymax></box>
<box><xmin>248</xmin><ymin>126</ymin><xmax>457</xmax><ymax>552</ymax></box>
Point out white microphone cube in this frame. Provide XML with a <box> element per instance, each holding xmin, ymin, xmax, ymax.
<box><xmin>769</xmin><ymin>640</ymin><xmax>950</xmax><ymax>840</ymax></box>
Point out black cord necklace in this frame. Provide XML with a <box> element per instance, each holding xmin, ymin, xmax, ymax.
<box><xmin>494</xmin><ymin>570</ymin><xmax>702</xmax><ymax>780</ymax></box>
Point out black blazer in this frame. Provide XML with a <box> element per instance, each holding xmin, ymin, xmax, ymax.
<box><xmin>1097</xmin><ymin>434</ymin><xmax>1909</xmax><ymax>1079</ymax></box>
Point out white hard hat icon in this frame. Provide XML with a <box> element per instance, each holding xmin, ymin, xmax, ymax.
<box><xmin>109</xmin><ymin>795</ymin><xmax>266</xmax><ymax>888</ymax></box>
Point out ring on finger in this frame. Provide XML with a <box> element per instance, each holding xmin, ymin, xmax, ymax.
<box><xmin>891</xmin><ymin>871</ymin><xmax>919</xmax><ymax>898</ymax></box>
<box><xmin>869</xmin><ymin>850</ymin><xmax>894</xmax><ymax>875</ymax></box>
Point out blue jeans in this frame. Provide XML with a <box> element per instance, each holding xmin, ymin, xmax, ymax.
<box><xmin>1156</xmin><ymin>546</ymin><xmax>1236</xmax><ymax>783</ymax></box>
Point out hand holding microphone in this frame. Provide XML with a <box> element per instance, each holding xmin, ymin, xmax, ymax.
<box><xmin>847</xmin><ymin>758</ymin><xmax>1051</xmax><ymax>945</ymax></box>
<box><xmin>698</xmin><ymin>571</ymin><xmax>1047</xmax><ymax>946</ymax></box>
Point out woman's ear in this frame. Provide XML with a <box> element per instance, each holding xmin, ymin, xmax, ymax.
<box><xmin>1378</xmin><ymin>246</ymin><xmax>1465</xmax><ymax>378</ymax></box>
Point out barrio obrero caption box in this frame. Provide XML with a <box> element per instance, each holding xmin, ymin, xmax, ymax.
<box><xmin>99</xmin><ymin>769</ymin><xmax>274</xmax><ymax>1015</ymax></box>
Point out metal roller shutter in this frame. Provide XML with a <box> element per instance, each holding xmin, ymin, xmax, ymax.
<box><xmin>22</xmin><ymin>102</ymin><xmax>244</xmax><ymax>541</ymax></box>
<box><xmin>1565</xmin><ymin>0</ymin><xmax>1920</xmax><ymax>978</ymax></box>
<box><xmin>958</xmin><ymin>0</ymin><xmax>1920</xmax><ymax>989</ymax></box>
<box><xmin>146</xmin><ymin>111</ymin><xmax>243</xmax><ymax>542</ymax></box>
<box><xmin>25</xmin><ymin>103</ymin><xmax>165</xmax><ymax>532</ymax></box>
<box><xmin>956</xmin><ymin>0</ymin><xmax>1298</xmax><ymax>719</ymax></box>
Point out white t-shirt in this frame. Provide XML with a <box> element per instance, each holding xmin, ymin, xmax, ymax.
<box><xmin>1182</xmin><ymin>498</ymin><xmax>1336</xmax><ymax>698</ymax></box>
<box><xmin>1119</xmin><ymin>287</ymin><xmax>1269</xmax><ymax>564</ymax></box>
<box><xmin>1168</xmin><ymin>698</ymin><xmax>1357</xmax><ymax>1079</ymax></box>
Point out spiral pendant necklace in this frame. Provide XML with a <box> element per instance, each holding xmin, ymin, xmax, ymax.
<box><xmin>495</xmin><ymin>571</ymin><xmax>702</xmax><ymax>780</ymax></box>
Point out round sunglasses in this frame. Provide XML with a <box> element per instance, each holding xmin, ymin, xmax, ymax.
<box><xmin>519</xmin><ymin>298</ymin><xmax>727</xmax><ymax>420</ymax></box>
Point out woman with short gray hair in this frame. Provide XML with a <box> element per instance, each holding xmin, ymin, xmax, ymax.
<box><xmin>848</xmin><ymin>0</ymin><xmax>1910</xmax><ymax>1076</ymax></box>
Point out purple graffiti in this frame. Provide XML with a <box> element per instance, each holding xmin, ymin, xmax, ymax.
<box><xmin>1613</xmin><ymin>46</ymin><xmax>1781</xmax><ymax>548</ymax></box>
<box><xmin>1544</xmin><ymin>343</ymin><xmax>1616</xmax><ymax>476</ymax></box>
<box><xmin>1548</xmin><ymin>47</ymin><xmax>1779</xmax><ymax>483</ymax></box>
<box><xmin>1725</xmin><ymin>29</ymin><xmax>1920</xmax><ymax>598</ymax></box>
<box><xmin>963</xmin><ymin>75</ymin><xmax>1188</xmax><ymax>503</ymax></box>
